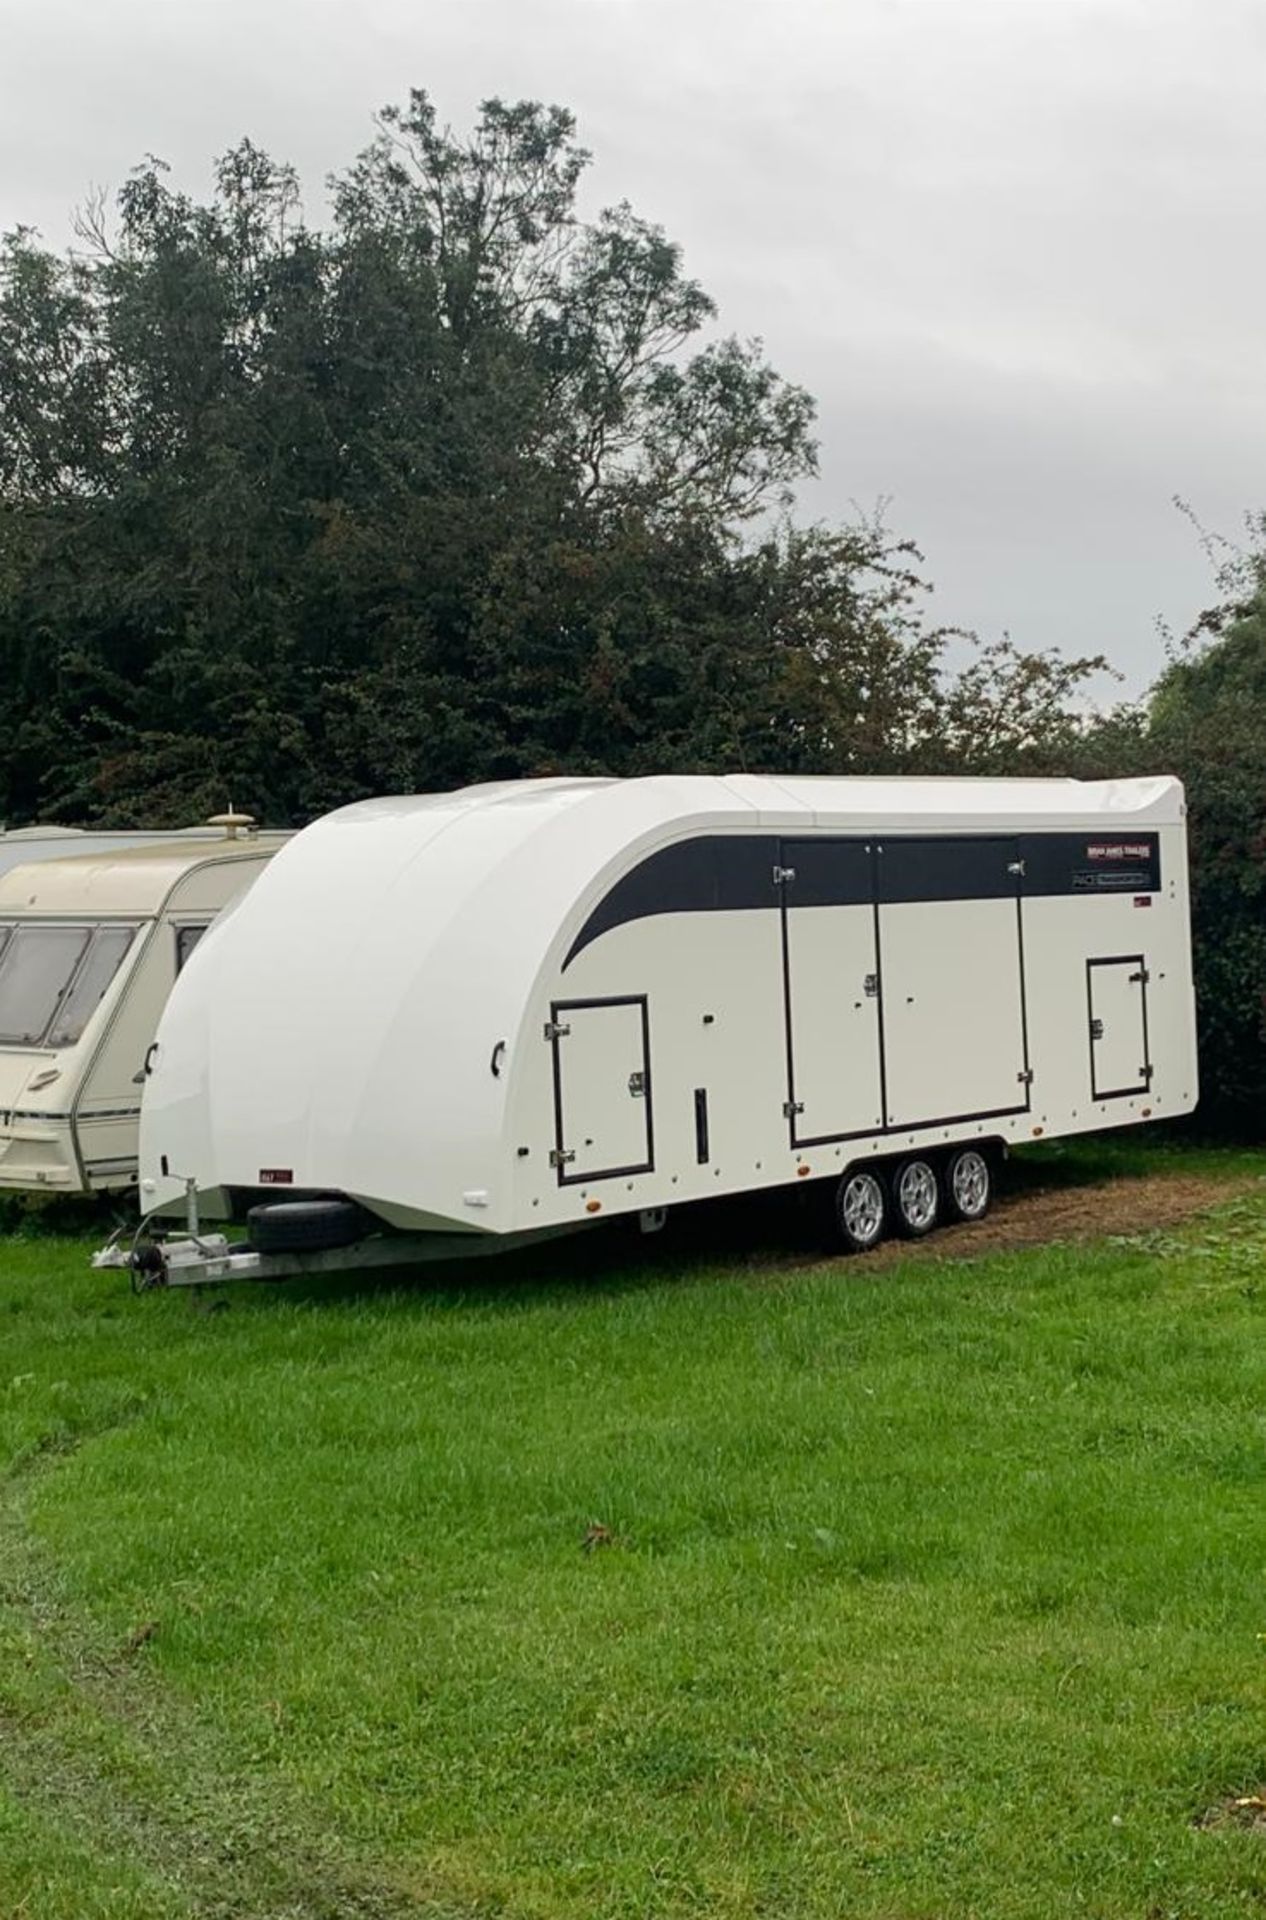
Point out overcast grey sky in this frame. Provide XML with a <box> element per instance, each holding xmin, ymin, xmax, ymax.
<box><xmin>3</xmin><ymin>0</ymin><xmax>1264</xmax><ymax>694</ymax></box>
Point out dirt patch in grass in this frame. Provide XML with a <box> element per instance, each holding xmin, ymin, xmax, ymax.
<box><xmin>866</xmin><ymin>1169</ymin><xmax>1263</xmax><ymax>1268</ymax></box>
<box><xmin>1195</xmin><ymin>1790</ymin><xmax>1266</xmax><ymax>1832</ymax></box>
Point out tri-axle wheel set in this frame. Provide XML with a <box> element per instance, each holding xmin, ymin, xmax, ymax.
<box><xmin>831</xmin><ymin>1145</ymin><xmax>994</xmax><ymax>1255</ymax></box>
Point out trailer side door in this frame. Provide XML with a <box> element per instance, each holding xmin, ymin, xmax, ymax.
<box><xmin>1087</xmin><ymin>956</ymin><xmax>1151</xmax><ymax>1099</ymax></box>
<box><xmin>779</xmin><ymin>839</ymin><xmax>883</xmax><ymax>1145</ymax></box>
<box><xmin>549</xmin><ymin>996</ymin><xmax>653</xmax><ymax>1184</ymax></box>
<box><xmin>878</xmin><ymin>837</ymin><xmax>1030</xmax><ymax>1128</ymax></box>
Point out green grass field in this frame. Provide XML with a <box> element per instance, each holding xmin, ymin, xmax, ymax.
<box><xmin>3</xmin><ymin>1141</ymin><xmax>1266</xmax><ymax>1919</ymax></box>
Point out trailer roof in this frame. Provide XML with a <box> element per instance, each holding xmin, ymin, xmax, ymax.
<box><xmin>291</xmin><ymin>771</ymin><xmax>1183</xmax><ymax>840</ymax></box>
<box><xmin>0</xmin><ymin>836</ymin><xmax>290</xmax><ymax>916</ymax></box>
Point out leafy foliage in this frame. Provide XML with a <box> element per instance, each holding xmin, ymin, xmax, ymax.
<box><xmin>1147</xmin><ymin>538</ymin><xmax>1266</xmax><ymax>1135</ymax></box>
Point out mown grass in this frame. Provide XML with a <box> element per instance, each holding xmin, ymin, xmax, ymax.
<box><xmin>2</xmin><ymin>1141</ymin><xmax>1266</xmax><ymax>1918</ymax></box>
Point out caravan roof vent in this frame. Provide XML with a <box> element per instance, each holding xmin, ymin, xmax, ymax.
<box><xmin>206</xmin><ymin>811</ymin><xmax>257</xmax><ymax>841</ymax></box>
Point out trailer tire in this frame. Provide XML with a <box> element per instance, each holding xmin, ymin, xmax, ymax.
<box><xmin>942</xmin><ymin>1147</ymin><xmax>991</xmax><ymax>1224</ymax></box>
<box><xmin>890</xmin><ymin>1157</ymin><xmax>940</xmax><ymax>1238</ymax></box>
<box><xmin>246</xmin><ymin>1198</ymin><xmax>366</xmax><ymax>1253</ymax></box>
<box><xmin>833</xmin><ymin>1169</ymin><xmax>888</xmax><ymax>1255</ymax></box>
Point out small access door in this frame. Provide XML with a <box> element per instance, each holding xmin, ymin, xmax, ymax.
<box><xmin>780</xmin><ymin>839</ymin><xmax>884</xmax><ymax>1145</ymax></box>
<box><xmin>1087</xmin><ymin>957</ymin><xmax>1151</xmax><ymax>1099</ymax></box>
<box><xmin>549</xmin><ymin>996</ymin><xmax>653</xmax><ymax>1184</ymax></box>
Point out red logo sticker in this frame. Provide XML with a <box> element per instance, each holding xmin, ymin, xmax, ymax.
<box><xmin>1134</xmin><ymin>896</ymin><xmax>1152</xmax><ymax>908</ymax></box>
<box><xmin>1087</xmin><ymin>842</ymin><xmax>1150</xmax><ymax>861</ymax></box>
<box><xmin>259</xmin><ymin>1168</ymin><xmax>294</xmax><ymax>1185</ymax></box>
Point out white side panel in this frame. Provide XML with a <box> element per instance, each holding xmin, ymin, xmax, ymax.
<box><xmin>515</xmin><ymin>907</ymin><xmax>787</xmax><ymax>1222</ymax></box>
<box><xmin>1089</xmin><ymin>960</ymin><xmax>1150</xmax><ymax>1097</ymax></box>
<box><xmin>881</xmin><ymin>898</ymin><xmax>1027</xmax><ymax>1124</ymax></box>
<box><xmin>785</xmin><ymin>905</ymin><xmax>883</xmax><ymax>1139</ymax></box>
<box><xmin>553</xmin><ymin>1000</ymin><xmax>650</xmax><ymax>1179</ymax></box>
<box><xmin>1021</xmin><ymin>865</ymin><xmax>1194</xmax><ymax>1129</ymax></box>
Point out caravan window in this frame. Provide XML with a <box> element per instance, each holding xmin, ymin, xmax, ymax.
<box><xmin>0</xmin><ymin>924</ymin><xmax>136</xmax><ymax>1048</ymax></box>
<box><xmin>48</xmin><ymin>927</ymin><xmax>137</xmax><ymax>1048</ymax></box>
<box><xmin>175</xmin><ymin>924</ymin><xmax>209</xmax><ymax>972</ymax></box>
<box><xmin>0</xmin><ymin>926</ymin><xmax>92</xmax><ymax>1045</ymax></box>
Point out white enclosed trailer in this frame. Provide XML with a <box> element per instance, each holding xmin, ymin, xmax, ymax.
<box><xmin>0</xmin><ymin>832</ymin><xmax>286</xmax><ymax>1193</ymax></box>
<box><xmin>116</xmin><ymin>774</ymin><xmax>1196</xmax><ymax>1283</ymax></box>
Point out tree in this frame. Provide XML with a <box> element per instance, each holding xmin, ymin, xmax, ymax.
<box><xmin>1147</xmin><ymin>533</ymin><xmax>1266</xmax><ymax>1134</ymax></box>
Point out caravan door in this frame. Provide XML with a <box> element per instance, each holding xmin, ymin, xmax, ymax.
<box><xmin>780</xmin><ymin>840</ymin><xmax>883</xmax><ymax>1144</ymax></box>
<box><xmin>878</xmin><ymin>838</ymin><xmax>1029</xmax><ymax>1128</ymax></box>
<box><xmin>550</xmin><ymin>997</ymin><xmax>653</xmax><ymax>1184</ymax></box>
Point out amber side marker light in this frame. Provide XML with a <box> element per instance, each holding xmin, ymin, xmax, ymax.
<box><xmin>585</xmin><ymin>1199</ymin><xmax>602</xmax><ymax>1214</ymax></box>
<box><xmin>796</xmin><ymin>1164</ymin><xmax>811</xmax><ymax>1177</ymax></box>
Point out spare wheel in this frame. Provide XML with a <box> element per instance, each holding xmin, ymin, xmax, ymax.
<box><xmin>246</xmin><ymin>1198</ymin><xmax>367</xmax><ymax>1253</ymax></box>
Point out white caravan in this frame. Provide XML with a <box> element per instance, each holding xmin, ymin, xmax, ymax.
<box><xmin>0</xmin><ymin>830</ymin><xmax>286</xmax><ymax>1193</ymax></box>
<box><xmin>110</xmin><ymin>774</ymin><xmax>1197</xmax><ymax>1286</ymax></box>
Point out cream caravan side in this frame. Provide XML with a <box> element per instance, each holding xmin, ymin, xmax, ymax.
<box><xmin>0</xmin><ymin>837</ymin><xmax>286</xmax><ymax>1192</ymax></box>
<box><xmin>137</xmin><ymin>776</ymin><xmax>1197</xmax><ymax>1255</ymax></box>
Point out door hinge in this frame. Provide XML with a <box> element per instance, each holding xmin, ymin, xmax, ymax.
<box><xmin>783</xmin><ymin>1099</ymin><xmax>804</xmax><ymax>1118</ymax></box>
<box><xmin>772</xmin><ymin>865</ymin><xmax>796</xmax><ymax>887</ymax></box>
<box><xmin>863</xmin><ymin>973</ymin><xmax>879</xmax><ymax>998</ymax></box>
<box><xmin>1090</xmin><ymin>1018</ymin><xmax>1104</xmax><ymax>1041</ymax></box>
<box><xmin>543</xmin><ymin>1019</ymin><xmax>571</xmax><ymax>1042</ymax></box>
<box><xmin>1128</xmin><ymin>968</ymin><xmax>1150</xmax><ymax>985</ymax></box>
<box><xmin>549</xmin><ymin>1147</ymin><xmax>576</xmax><ymax>1168</ymax></box>
<box><xmin>1017</xmin><ymin>1067</ymin><xmax>1034</xmax><ymax>1085</ymax></box>
<box><xmin>628</xmin><ymin>1070</ymin><xmax>647</xmax><ymax>1098</ymax></box>
<box><xmin>1141</xmin><ymin>1064</ymin><xmax>1154</xmax><ymax>1083</ymax></box>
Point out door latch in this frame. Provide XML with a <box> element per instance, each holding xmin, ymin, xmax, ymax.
<box><xmin>1090</xmin><ymin>1018</ymin><xmax>1104</xmax><ymax>1040</ymax></box>
<box><xmin>1128</xmin><ymin>969</ymin><xmax>1150</xmax><ymax>985</ymax></box>
<box><xmin>543</xmin><ymin>1019</ymin><xmax>570</xmax><ymax>1042</ymax></box>
<box><xmin>549</xmin><ymin>1147</ymin><xmax>576</xmax><ymax>1168</ymax></box>
<box><xmin>863</xmin><ymin>973</ymin><xmax>879</xmax><ymax>998</ymax></box>
<box><xmin>783</xmin><ymin>1099</ymin><xmax>804</xmax><ymax>1118</ymax></box>
<box><xmin>628</xmin><ymin>1070</ymin><xmax>647</xmax><ymax>1098</ymax></box>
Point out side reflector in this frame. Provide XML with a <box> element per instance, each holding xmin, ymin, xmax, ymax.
<box><xmin>585</xmin><ymin>1199</ymin><xmax>602</xmax><ymax>1214</ymax></box>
